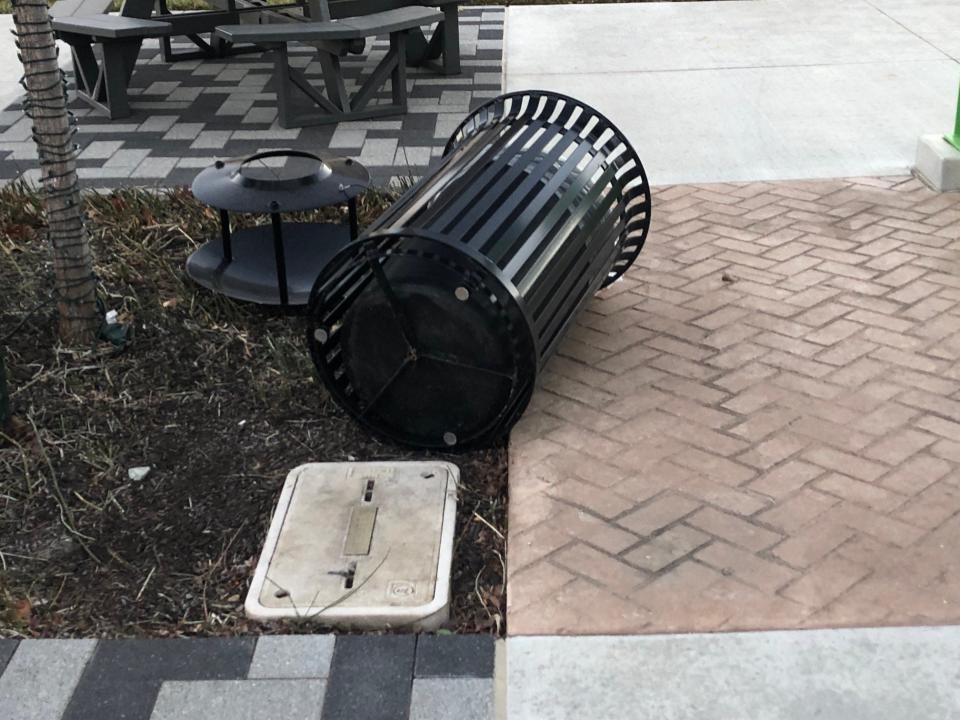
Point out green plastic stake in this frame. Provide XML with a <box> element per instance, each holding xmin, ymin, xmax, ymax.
<box><xmin>946</xmin><ymin>79</ymin><xmax>960</xmax><ymax>152</ymax></box>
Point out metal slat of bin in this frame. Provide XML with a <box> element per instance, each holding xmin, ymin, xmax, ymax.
<box><xmin>307</xmin><ymin>91</ymin><xmax>652</xmax><ymax>449</ymax></box>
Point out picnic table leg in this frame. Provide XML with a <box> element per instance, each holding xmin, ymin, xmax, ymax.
<box><xmin>156</xmin><ymin>0</ymin><xmax>174</xmax><ymax>61</ymax></box>
<box><xmin>440</xmin><ymin>4</ymin><xmax>459</xmax><ymax>75</ymax></box>
<box><xmin>68</xmin><ymin>40</ymin><xmax>100</xmax><ymax>100</ymax></box>
<box><xmin>390</xmin><ymin>30</ymin><xmax>408</xmax><ymax>110</ymax></box>
<box><xmin>406</xmin><ymin>5</ymin><xmax>460</xmax><ymax>74</ymax></box>
<box><xmin>421</xmin><ymin>4</ymin><xmax>460</xmax><ymax>75</ymax></box>
<box><xmin>317</xmin><ymin>49</ymin><xmax>351</xmax><ymax>112</ymax></box>
<box><xmin>100</xmin><ymin>41</ymin><xmax>137</xmax><ymax>119</ymax></box>
<box><xmin>405</xmin><ymin>27</ymin><xmax>429</xmax><ymax>66</ymax></box>
<box><xmin>272</xmin><ymin>43</ymin><xmax>295</xmax><ymax>127</ymax></box>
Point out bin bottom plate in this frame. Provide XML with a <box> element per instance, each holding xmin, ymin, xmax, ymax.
<box><xmin>340</xmin><ymin>252</ymin><xmax>521</xmax><ymax>447</ymax></box>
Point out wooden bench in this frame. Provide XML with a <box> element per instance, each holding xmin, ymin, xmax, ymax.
<box><xmin>215</xmin><ymin>5</ymin><xmax>444</xmax><ymax>127</ymax></box>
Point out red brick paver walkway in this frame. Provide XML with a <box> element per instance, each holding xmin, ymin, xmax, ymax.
<box><xmin>508</xmin><ymin>176</ymin><xmax>960</xmax><ymax>635</ymax></box>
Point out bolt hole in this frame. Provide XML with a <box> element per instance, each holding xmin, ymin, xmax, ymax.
<box><xmin>421</xmin><ymin>472</ymin><xmax>434</xmax><ymax>479</ymax></box>
<box><xmin>274</xmin><ymin>589</ymin><xmax>289</xmax><ymax>599</ymax></box>
<box><xmin>343</xmin><ymin>562</ymin><xmax>357</xmax><ymax>590</ymax></box>
<box><xmin>362</xmin><ymin>479</ymin><xmax>374</xmax><ymax>502</ymax></box>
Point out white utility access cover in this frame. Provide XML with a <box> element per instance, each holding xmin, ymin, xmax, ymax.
<box><xmin>245</xmin><ymin>461</ymin><xmax>458</xmax><ymax>630</ymax></box>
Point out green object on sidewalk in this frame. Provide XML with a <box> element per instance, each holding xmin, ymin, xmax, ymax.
<box><xmin>946</xmin><ymin>79</ymin><xmax>960</xmax><ymax>152</ymax></box>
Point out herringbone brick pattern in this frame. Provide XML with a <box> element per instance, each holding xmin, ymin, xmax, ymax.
<box><xmin>508</xmin><ymin>176</ymin><xmax>960</xmax><ymax>635</ymax></box>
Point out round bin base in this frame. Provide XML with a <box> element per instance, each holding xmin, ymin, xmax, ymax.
<box><xmin>308</xmin><ymin>235</ymin><xmax>537</xmax><ymax>449</ymax></box>
<box><xmin>186</xmin><ymin>222</ymin><xmax>351</xmax><ymax>307</ymax></box>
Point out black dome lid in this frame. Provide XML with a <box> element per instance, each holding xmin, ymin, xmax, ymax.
<box><xmin>191</xmin><ymin>150</ymin><xmax>370</xmax><ymax>213</ymax></box>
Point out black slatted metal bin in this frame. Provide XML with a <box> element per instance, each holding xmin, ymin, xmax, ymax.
<box><xmin>307</xmin><ymin>90</ymin><xmax>652</xmax><ymax>449</ymax></box>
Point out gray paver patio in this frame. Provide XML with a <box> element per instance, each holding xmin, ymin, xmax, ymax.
<box><xmin>0</xmin><ymin>8</ymin><xmax>503</xmax><ymax>188</ymax></box>
<box><xmin>0</xmin><ymin>640</ymin><xmax>96</xmax><ymax>720</ymax></box>
<box><xmin>150</xmin><ymin>679</ymin><xmax>327</xmax><ymax>720</ymax></box>
<box><xmin>247</xmin><ymin>635</ymin><xmax>335</xmax><ymax>679</ymax></box>
<box><xmin>414</xmin><ymin>635</ymin><xmax>495</xmax><ymax>678</ymax></box>
<box><xmin>78</xmin><ymin>637</ymin><xmax>255</xmax><ymax>682</ymax></box>
<box><xmin>0</xmin><ymin>639</ymin><xmax>16</xmax><ymax>674</ymax></box>
<box><xmin>60</xmin><ymin>638</ymin><xmax>255</xmax><ymax>720</ymax></box>
<box><xmin>0</xmin><ymin>635</ymin><xmax>497</xmax><ymax>719</ymax></box>
<box><xmin>410</xmin><ymin>678</ymin><xmax>494</xmax><ymax>720</ymax></box>
<box><xmin>507</xmin><ymin>626</ymin><xmax>960</xmax><ymax>720</ymax></box>
<box><xmin>321</xmin><ymin>635</ymin><xmax>416</xmax><ymax>720</ymax></box>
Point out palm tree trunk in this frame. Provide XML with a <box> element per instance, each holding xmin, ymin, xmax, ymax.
<box><xmin>12</xmin><ymin>0</ymin><xmax>98</xmax><ymax>345</ymax></box>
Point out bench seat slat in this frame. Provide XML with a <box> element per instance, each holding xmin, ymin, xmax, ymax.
<box><xmin>215</xmin><ymin>6</ymin><xmax>441</xmax><ymax>42</ymax></box>
<box><xmin>52</xmin><ymin>15</ymin><xmax>172</xmax><ymax>38</ymax></box>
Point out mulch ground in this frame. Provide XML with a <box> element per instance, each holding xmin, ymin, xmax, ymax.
<box><xmin>0</xmin><ymin>182</ymin><xmax>507</xmax><ymax>638</ymax></box>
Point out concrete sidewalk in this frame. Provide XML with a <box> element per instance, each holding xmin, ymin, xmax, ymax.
<box><xmin>504</xmin><ymin>0</ymin><xmax>960</xmax><ymax>184</ymax></box>
<box><xmin>507</xmin><ymin>626</ymin><xmax>960</xmax><ymax>719</ymax></box>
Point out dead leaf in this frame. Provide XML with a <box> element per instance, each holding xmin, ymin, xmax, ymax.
<box><xmin>12</xmin><ymin>598</ymin><xmax>32</xmax><ymax>623</ymax></box>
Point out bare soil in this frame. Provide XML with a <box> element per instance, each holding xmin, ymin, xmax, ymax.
<box><xmin>0</xmin><ymin>183</ymin><xmax>506</xmax><ymax>638</ymax></box>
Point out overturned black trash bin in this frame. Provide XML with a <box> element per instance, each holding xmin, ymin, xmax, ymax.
<box><xmin>307</xmin><ymin>91</ymin><xmax>652</xmax><ymax>449</ymax></box>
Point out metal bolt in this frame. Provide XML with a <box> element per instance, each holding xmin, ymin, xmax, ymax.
<box><xmin>313</xmin><ymin>328</ymin><xmax>329</xmax><ymax>344</ymax></box>
<box><xmin>454</xmin><ymin>286</ymin><xmax>470</xmax><ymax>302</ymax></box>
<box><xmin>443</xmin><ymin>432</ymin><xmax>457</xmax><ymax>446</ymax></box>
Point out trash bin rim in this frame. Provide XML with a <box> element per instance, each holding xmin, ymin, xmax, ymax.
<box><xmin>442</xmin><ymin>89</ymin><xmax>641</xmax><ymax>159</ymax></box>
<box><xmin>441</xmin><ymin>89</ymin><xmax>652</xmax><ymax>289</ymax></box>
